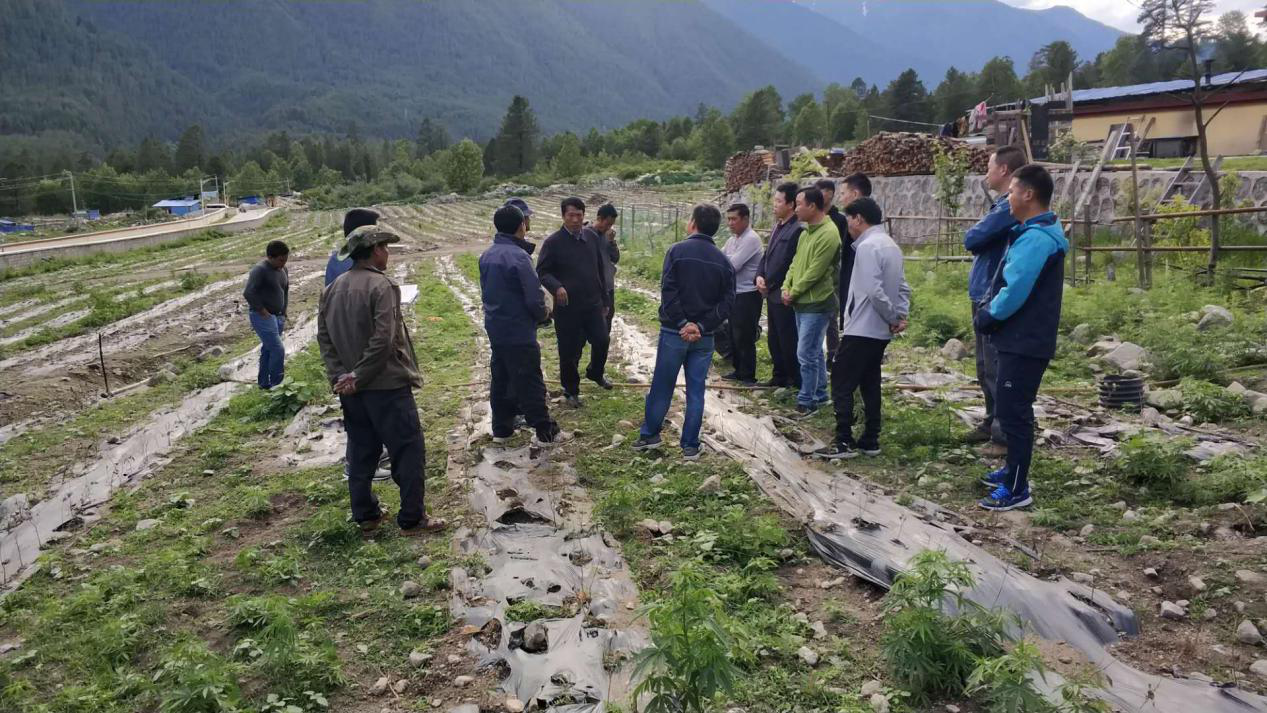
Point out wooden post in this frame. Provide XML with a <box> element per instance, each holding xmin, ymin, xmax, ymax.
<box><xmin>1130</xmin><ymin>129</ymin><xmax>1145</xmax><ymax>289</ymax></box>
<box><xmin>1069</xmin><ymin>214</ymin><xmax>1078</xmax><ymax>285</ymax></box>
<box><xmin>1083</xmin><ymin>204</ymin><xmax>1093</xmax><ymax>284</ymax></box>
<box><xmin>1142</xmin><ymin>220</ymin><xmax>1153</xmax><ymax>288</ymax></box>
<box><xmin>98</xmin><ymin>332</ymin><xmax>111</xmax><ymax>397</ymax></box>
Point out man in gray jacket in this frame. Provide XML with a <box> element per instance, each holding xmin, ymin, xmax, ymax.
<box><xmin>318</xmin><ymin>225</ymin><xmax>445</xmax><ymax>536</ymax></box>
<box><xmin>818</xmin><ymin>197</ymin><xmax>910</xmax><ymax>459</ymax></box>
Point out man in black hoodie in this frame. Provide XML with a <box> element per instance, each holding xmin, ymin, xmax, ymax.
<box><xmin>756</xmin><ymin>182</ymin><xmax>802</xmax><ymax>388</ymax></box>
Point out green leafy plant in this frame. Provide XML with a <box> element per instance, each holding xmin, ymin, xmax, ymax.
<box><xmin>881</xmin><ymin>550</ymin><xmax>1012</xmax><ymax>702</ymax></box>
<box><xmin>931</xmin><ymin>142</ymin><xmax>969</xmax><ymax>218</ymax></box>
<box><xmin>632</xmin><ymin>564</ymin><xmax>741</xmax><ymax>713</ymax></box>
<box><xmin>153</xmin><ymin>638</ymin><xmax>244</xmax><ymax>713</ymax></box>
<box><xmin>965</xmin><ymin>639</ymin><xmax>1050</xmax><ymax>713</ymax></box>
<box><xmin>1110</xmin><ymin>434</ymin><xmax>1189</xmax><ymax>492</ymax></box>
<box><xmin>1179</xmin><ymin>378</ymin><xmax>1250</xmax><ymax>423</ymax></box>
<box><xmin>256</xmin><ymin>377</ymin><xmax>327</xmax><ymax>420</ymax></box>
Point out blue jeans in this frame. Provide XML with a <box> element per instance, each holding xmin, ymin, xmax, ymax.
<box><xmin>794</xmin><ymin>311</ymin><xmax>830</xmax><ymax>407</ymax></box>
<box><xmin>639</xmin><ymin>328</ymin><xmax>714</xmax><ymax>449</ymax></box>
<box><xmin>249</xmin><ymin>311</ymin><xmax>285</xmax><ymax>389</ymax></box>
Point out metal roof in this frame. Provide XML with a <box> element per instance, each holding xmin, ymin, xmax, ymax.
<box><xmin>152</xmin><ymin>198</ymin><xmax>201</xmax><ymax>208</ymax></box>
<box><xmin>1031</xmin><ymin>69</ymin><xmax>1267</xmax><ymax>106</ymax></box>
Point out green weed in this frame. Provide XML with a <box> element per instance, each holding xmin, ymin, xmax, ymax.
<box><xmin>1111</xmin><ymin>435</ymin><xmax>1190</xmax><ymax>493</ymax></box>
<box><xmin>1179</xmin><ymin>379</ymin><xmax>1251</xmax><ymax>423</ymax></box>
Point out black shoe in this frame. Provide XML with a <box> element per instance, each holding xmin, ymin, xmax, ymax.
<box><xmin>813</xmin><ymin>442</ymin><xmax>858</xmax><ymax>460</ymax></box>
<box><xmin>564</xmin><ymin>394</ymin><xmax>582</xmax><ymax>408</ymax></box>
<box><xmin>720</xmin><ymin>372</ymin><xmax>741</xmax><ymax>382</ymax></box>
<box><xmin>588</xmin><ymin>374</ymin><xmax>613</xmax><ymax>390</ymax></box>
<box><xmin>738</xmin><ymin>378</ymin><xmax>758</xmax><ymax>387</ymax></box>
<box><xmin>682</xmin><ymin>446</ymin><xmax>701</xmax><ymax>460</ymax></box>
<box><xmin>857</xmin><ymin>442</ymin><xmax>881</xmax><ymax>457</ymax></box>
<box><xmin>963</xmin><ymin>427</ymin><xmax>991</xmax><ymax>444</ymax></box>
<box><xmin>795</xmin><ymin>404</ymin><xmax>818</xmax><ymax>418</ymax></box>
<box><xmin>513</xmin><ymin>415</ymin><xmax>529</xmax><ymax>430</ymax></box>
<box><xmin>632</xmin><ymin>435</ymin><xmax>662</xmax><ymax>451</ymax></box>
<box><xmin>759</xmin><ymin>379</ymin><xmax>786</xmax><ymax>388</ymax></box>
<box><xmin>535</xmin><ymin>422</ymin><xmax>561</xmax><ymax>444</ymax></box>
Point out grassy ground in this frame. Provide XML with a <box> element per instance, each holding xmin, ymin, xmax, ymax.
<box><xmin>0</xmin><ymin>258</ymin><xmax>477</xmax><ymax>713</ymax></box>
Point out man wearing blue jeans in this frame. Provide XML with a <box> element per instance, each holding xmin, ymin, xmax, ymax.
<box><xmin>782</xmin><ymin>187</ymin><xmax>841</xmax><ymax>415</ymax></box>
<box><xmin>633</xmin><ymin>204</ymin><xmax>735</xmax><ymax>460</ymax></box>
<box><xmin>243</xmin><ymin>240</ymin><xmax>290</xmax><ymax>389</ymax></box>
<box><xmin>974</xmin><ymin>164</ymin><xmax>1067</xmax><ymax>512</ymax></box>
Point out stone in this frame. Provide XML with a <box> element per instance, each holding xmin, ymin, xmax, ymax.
<box><xmin>1236</xmin><ymin>601</ymin><xmax>1248</xmax><ymax>613</ymax></box>
<box><xmin>1251</xmin><ymin>660</ymin><xmax>1267</xmax><ymax>679</ymax></box>
<box><xmin>453</xmin><ymin>674</ymin><xmax>475</xmax><ymax>687</ymax></box>
<box><xmin>869</xmin><ymin>693</ymin><xmax>890</xmax><ymax>713</ymax></box>
<box><xmin>1228</xmin><ymin>382</ymin><xmax>1249</xmax><ymax>396</ymax></box>
<box><xmin>1237</xmin><ymin>570</ymin><xmax>1267</xmax><ymax>589</ymax></box>
<box><xmin>448</xmin><ymin>706</ymin><xmax>479</xmax><ymax>713</ymax></box>
<box><xmin>697</xmin><ymin>475</ymin><xmax>721</xmax><ymax>493</ymax></box>
<box><xmin>1160</xmin><ymin>601</ymin><xmax>1187</xmax><ymax>620</ymax></box>
<box><xmin>946</xmin><ymin>707</ymin><xmax>961</xmax><ymax>713</ymax></box>
<box><xmin>860</xmin><ymin>680</ymin><xmax>884</xmax><ymax>697</ymax></box>
<box><xmin>1139</xmin><ymin>535</ymin><xmax>1161</xmax><ymax>547</ymax></box>
<box><xmin>611</xmin><ymin>434</ymin><xmax>625</xmax><ymax>447</ymax></box>
<box><xmin>617</xmin><ymin>420</ymin><xmax>634</xmax><ymax>430</ymax></box>
<box><xmin>658</xmin><ymin>520</ymin><xmax>673</xmax><ymax>534</ymax></box>
<box><xmin>1069</xmin><ymin>323</ymin><xmax>1094</xmax><ymax>345</ymax></box>
<box><xmin>1238</xmin><ymin>620</ymin><xmax>1264</xmax><ymax>645</ymax></box>
<box><xmin>1079</xmin><ymin>524</ymin><xmax>1095</xmax><ymax>537</ymax></box>
<box><xmin>797</xmin><ymin>646</ymin><xmax>819</xmax><ymax>666</ymax></box>
<box><xmin>637</xmin><ymin>519</ymin><xmax>663</xmax><ymax>535</ymax></box>
<box><xmin>1146</xmin><ymin>388</ymin><xmax>1183</xmax><ymax>410</ymax></box>
<box><xmin>1189</xmin><ymin>576</ymin><xmax>1207</xmax><ymax>593</ymax></box>
<box><xmin>1102</xmin><ymin>342</ymin><xmax>1149</xmax><ymax>371</ymax></box>
<box><xmin>148</xmin><ymin>369</ymin><xmax>178</xmax><ymax>386</ymax></box>
<box><xmin>1197</xmin><ymin>305</ymin><xmax>1234</xmax><ymax>331</ymax></box>
<box><xmin>521</xmin><ymin>620</ymin><xmax>549</xmax><ymax>653</ymax></box>
<box><xmin>1122</xmin><ymin>510</ymin><xmax>1139</xmax><ymax>522</ymax></box>
<box><xmin>135</xmin><ymin>519</ymin><xmax>159</xmax><ymax>531</ymax></box>
<box><xmin>1203</xmin><ymin>608</ymin><xmax>1218</xmax><ymax>621</ymax></box>
<box><xmin>1110</xmin><ymin>500</ymin><xmax>1128</xmax><ymax>511</ymax></box>
<box><xmin>409</xmin><ymin>650</ymin><xmax>431</xmax><ymax>667</ymax></box>
<box><xmin>369</xmin><ymin>676</ymin><xmax>390</xmax><ymax>696</ymax></box>
<box><xmin>217</xmin><ymin>364</ymin><xmax>236</xmax><ymax>381</ymax></box>
<box><xmin>400</xmin><ymin>581</ymin><xmax>422</xmax><ymax>599</ymax></box>
<box><xmin>1070</xmin><ymin>572</ymin><xmax>1095</xmax><ymax>585</ymax></box>
<box><xmin>811</xmin><ymin>621</ymin><xmax>828</xmax><ymax>640</ymax></box>
<box><xmin>940</xmin><ymin>338</ymin><xmax>969</xmax><ymax>361</ymax></box>
<box><xmin>505</xmin><ymin>699</ymin><xmax>526</xmax><ymax>713</ymax></box>
<box><xmin>392</xmin><ymin>679</ymin><xmax>410</xmax><ymax>694</ymax></box>
<box><xmin>1252</xmin><ymin>396</ymin><xmax>1267</xmax><ymax>416</ymax></box>
<box><xmin>417</xmin><ymin>555</ymin><xmax>433</xmax><ymax>569</ymax></box>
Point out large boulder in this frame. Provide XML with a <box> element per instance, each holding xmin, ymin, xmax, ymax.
<box><xmin>1146</xmin><ymin>388</ymin><xmax>1183</xmax><ymax>410</ymax></box>
<box><xmin>1102</xmin><ymin>342</ymin><xmax>1149</xmax><ymax>372</ymax></box>
<box><xmin>1069</xmin><ymin>323</ymin><xmax>1094</xmax><ymax>345</ymax></box>
<box><xmin>1197</xmin><ymin>305</ymin><xmax>1234</xmax><ymax>331</ymax></box>
<box><xmin>940</xmin><ymin>338</ymin><xmax>970</xmax><ymax>361</ymax></box>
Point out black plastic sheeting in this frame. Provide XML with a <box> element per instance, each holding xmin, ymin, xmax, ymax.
<box><xmin>440</xmin><ymin>261</ymin><xmax>645</xmax><ymax>712</ymax></box>
<box><xmin>609</xmin><ymin>315</ymin><xmax>1267</xmax><ymax>713</ymax></box>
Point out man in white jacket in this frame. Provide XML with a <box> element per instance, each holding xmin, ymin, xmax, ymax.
<box><xmin>817</xmin><ymin>197</ymin><xmax>910</xmax><ymax>459</ymax></box>
<box><xmin>720</xmin><ymin>203</ymin><xmax>764</xmax><ymax>385</ymax></box>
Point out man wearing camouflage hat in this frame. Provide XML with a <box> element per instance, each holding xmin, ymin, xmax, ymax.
<box><xmin>317</xmin><ymin>225</ymin><xmax>445</xmax><ymax>536</ymax></box>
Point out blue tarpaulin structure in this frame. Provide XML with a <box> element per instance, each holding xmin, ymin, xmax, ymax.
<box><xmin>0</xmin><ymin>219</ymin><xmax>35</xmax><ymax>234</ymax></box>
<box><xmin>153</xmin><ymin>197</ymin><xmax>202</xmax><ymax>217</ymax></box>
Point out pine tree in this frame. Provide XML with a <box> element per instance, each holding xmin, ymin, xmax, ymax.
<box><xmin>173</xmin><ymin>125</ymin><xmax>206</xmax><ymax>174</ymax></box>
<box><xmin>692</xmin><ymin>112</ymin><xmax>734</xmax><ymax>169</ymax></box>
<box><xmin>136</xmin><ymin>136</ymin><xmax>172</xmax><ymax>175</ymax></box>
<box><xmin>551</xmin><ymin>133</ymin><xmax>584</xmax><ymax>180</ymax></box>
<box><xmin>731</xmin><ymin>86</ymin><xmax>783</xmax><ymax>149</ymax></box>
<box><xmin>415</xmin><ymin>118</ymin><xmax>451</xmax><ymax>157</ymax></box>
<box><xmin>882</xmin><ymin>69</ymin><xmax>931</xmax><ymax>126</ymax></box>
<box><xmin>491</xmin><ymin>96</ymin><xmax>540</xmax><ymax>175</ymax></box>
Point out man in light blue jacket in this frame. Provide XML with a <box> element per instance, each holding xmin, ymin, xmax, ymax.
<box><xmin>817</xmin><ymin>197</ymin><xmax>910</xmax><ymax>459</ymax></box>
<box><xmin>963</xmin><ymin>147</ymin><xmax>1024</xmax><ymax>446</ymax></box>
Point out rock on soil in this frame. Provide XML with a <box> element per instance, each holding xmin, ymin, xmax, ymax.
<box><xmin>1189</xmin><ymin>576</ymin><xmax>1207</xmax><ymax>593</ymax></box>
<box><xmin>504</xmin><ymin>699</ymin><xmax>526</xmax><ymax>713</ymax></box>
<box><xmin>1238</xmin><ymin>620</ymin><xmax>1264</xmax><ymax>646</ymax></box>
<box><xmin>860</xmin><ymin>680</ymin><xmax>884</xmax><ymax>697</ymax></box>
<box><xmin>797</xmin><ymin>646</ymin><xmax>820</xmax><ymax>666</ymax></box>
<box><xmin>1236</xmin><ymin>570</ymin><xmax>1267</xmax><ymax>589</ymax></box>
<box><xmin>369</xmin><ymin>676</ymin><xmax>390</xmax><ymax>695</ymax></box>
<box><xmin>1160</xmin><ymin>601</ymin><xmax>1187</xmax><ymax>620</ymax></box>
<box><xmin>940</xmin><ymin>338</ymin><xmax>969</xmax><ymax>361</ymax></box>
<box><xmin>697</xmin><ymin>474</ymin><xmax>721</xmax><ymax>493</ymax></box>
<box><xmin>521</xmin><ymin>620</ymin><xmax>549</xmax><ymax>653</ymax></box>
<box><xmin>1101</xmin><ymin>342</ymin><xmax>1149</xmax><ymax>371</ymax></box>
<box><xmin>135</xmin><ymin>519</ymin><xmax>159</xmax><ymax>531</ymax></box>
<box><xmin>409</xmin><ymin>650</ymin><xmax>431</xmax><ymax>667</ymax></box>
<box><xmin>869</xmin><ymin>693</ymin><xmax>890</xmax><ymax>713</ymax></box>
<box><xmin>1251</xmin><ymin>660</ymin><xmax>1267</xmax><ymax>679</ymax></box>
<box><xmin>453</xmin><ymin>674</ymin><xmax>475</xmax><ymax>687</ymax></box>
<box><xmin>1197</xmin><ymin>305</ymin><xmax>1234</xmax><ymax>331</ymax></box>
<box><xmin>1069</xmin><ymin>323</ymin><xmax>1094</xmax><ymax>344</ymax></box>
<box><xmin>400</xmin><ymin>581</ymin><xmax>422</xmax><ymax>599</ymax></box>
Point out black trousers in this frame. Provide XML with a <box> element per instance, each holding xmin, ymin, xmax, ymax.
<box><xmin>826</xmin><ymin>315</ymin><xmax>840</xmax><ymax>371</ymax></box>
<box><xmin>996</xmin><ymin>352</ymin><xmax>1050</xmax><ymax>496</ymax></box>
<box><xmin>766</xmin><ymin>298</ymin><xmax>800</xmax><ymax>388</ymax></box>
<box><xmin>340</xmin><ymin>387</ymin><xmax>426</xmax><ymax>528</ymax></box>
<box><xmin>830</xmin><ymin>336</ymin><xmax>889</xmax><ymax>448</ymax></box>
<box><xmin>728</xmin><ymin>291</ymin><xmax>762</xmax><ymax>381</ymax></box>
<box><xmin>553</xmin><ymin>305</ymin><xmax>610</xmax><ymax>396</ymax></box>
<box><xmin>604</xmin><ymin>290</ymin><xmax>615</xmax><ymax>334</ymax></box>
<box><xmin>490</xmin><ymin>343</ymin><xmax>554</xmax><ymax>439</ymax></box>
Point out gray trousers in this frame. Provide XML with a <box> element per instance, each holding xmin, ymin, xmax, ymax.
<box><xmin>971</xmin><ymin>302</ymin><xmax>1005</xmax><ymax>443</ymax></box>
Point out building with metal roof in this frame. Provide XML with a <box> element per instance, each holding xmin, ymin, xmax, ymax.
<box><xmin>1033</xmin><ymin>70</ymin><xmax>1267</xmax><ymax>158</ymax></box>
<box><xmin>152</xmin><ymin>197</ymin><xmax>202</xmax><ymax>217</ymax></box>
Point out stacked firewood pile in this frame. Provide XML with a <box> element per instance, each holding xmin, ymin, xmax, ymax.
<box><xmin>724</xmin><ymin>150</ymin><xmax>779</xmax><ymax>192</ymax></box>
<box><xmin>833</xmin><ymin>132</ymin><xmax>990</xmax><ymax>177</ymax></box>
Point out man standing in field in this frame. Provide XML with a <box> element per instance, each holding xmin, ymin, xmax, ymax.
<box><xmin>756</xmin><ymin>182</ymin><xmax>802</xmax><ymax>390</ymax></box>
<box><xmin>317</xmin><ymin>225</ymin><xmax>445</xmax><ymax>535</ymax></box>
<box><xmin>326</xmin><ymin>208</ymin><xmax>379</xmax><ymax>287</ymax></box>
<box><xmin>537</xmin><ymin>197</ymin><xmax>612</xmax><ymax>407</ymax></box>
<box><xmin>720</xmin><ymin>202</ymin><xmax>763</xmax><ymax>386</ymax></box>
<box><xmin>782</xmin><ymin>187</ymin><xmax>840</xmax><ymax>416</ymax></box>
<box><xmin>633</xmin><ymin>204</ymin><xmax>734</xmax><ymax>460</ymax></box>
<box><xmin>243</xmin><ymin>240</ymin><xmax>290</xmax><ymax>390</ymax></box>
<box><xmin>974</xmin><ymin>165</ymin><xmax>1067</xmax><ymax>512</ymax></box>
<box><xmin>479</xmin><ymin>204</ymin><xmax>560</xmax><ymax>446</ymax></box>
<box><xmin>586</xmin><ymin>203</ymin><xmax>621</xmax><ymax>335</ymax></box>
<box><xmin>963</xmin><ymin>146</ymin><xmax>1025</xmax><ymax>449</ymax></box>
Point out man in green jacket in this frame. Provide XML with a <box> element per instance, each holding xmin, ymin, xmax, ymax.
<box><xmin>782</xmin><ymin>186</ymin><xmax>841</xmax><ymax>415</ymax></box>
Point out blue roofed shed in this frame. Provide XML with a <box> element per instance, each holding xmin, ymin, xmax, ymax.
<box><xmin>153</xmin><ymin>197</ymin><xmax>202</xmax><ymax>217</ymax></box>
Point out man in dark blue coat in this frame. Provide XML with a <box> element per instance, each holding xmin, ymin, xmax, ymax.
<box><xmin>974</xmin><ymin>164</ymin><xmax>1068</xmax><ymax>512</ymax></box>
<box><xmin>963</xmin><ymin>147</ymin><xmax>1024</xmax><ymax>447</ymax></box>
<box><xmin>632</xmin><ymin>204</ymin><xmax>735</xmax><ymax>461</ymax></box>
<box><xmin>479</xmin><ymin>205</ymin><xmax>559</xmax><ymax>445</ymax></box>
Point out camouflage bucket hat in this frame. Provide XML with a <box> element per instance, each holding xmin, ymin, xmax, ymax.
<box><xmin>338</xmin><ymin>224</ymin><xmax>400</xmax><ymax>259</ymax></box>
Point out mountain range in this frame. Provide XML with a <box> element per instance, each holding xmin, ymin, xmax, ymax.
<box><xmin>0</xmin><ymin>0</ymin><xmax>1121</xmax><ymax>149</ymax></box>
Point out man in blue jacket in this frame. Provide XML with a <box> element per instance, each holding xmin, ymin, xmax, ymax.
<box><xmin>632</xmin><ymin>204</ymin><xmax>735</xmax><ymax>460</ymax></box>
<box><xmin>479</xmin><ymin>204</ymin><xmax>559</xmax><ymax>445</ymax></box>
<box><xmin>963</xmin><ymin>147</ymin><xmax>1025</xmax><ymax>447</ymax></box>
<box><xmin>974</xmin><ymin>164</ymin><xmax>1067</xmax><ymax>512</ymax></box>
<box><xmin>327</xmin><ymin>208</ymin><xmax>379</xmax><ymax>287</ymax></box>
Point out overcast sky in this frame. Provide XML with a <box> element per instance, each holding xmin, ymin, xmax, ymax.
<box><xmin>1005</xmin><ymin>0</ymin><xmax>1265</xmax><ymax>33</ymax></box>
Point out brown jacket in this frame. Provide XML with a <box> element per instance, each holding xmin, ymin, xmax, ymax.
<box><xmin>317</xmin><ymin>264</ymin><xmax>421</xmax><ymax>391</ymax></box>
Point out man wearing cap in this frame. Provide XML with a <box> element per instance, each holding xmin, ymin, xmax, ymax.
<box><xmin>327</xmin><ymin>208</ymin><xmax>379</xmax><ymax>287</ymax></box>
<box><xmin>318</xmin><ymin>225</ymin><xmax>445</xmax><ymax>536</ymax></box>
<box><xmin>503</xmin><ymin>198</ymin><xmax>537</xmax><ymax>254</ymax></box>
<box><xmin>480</xmin><ymin>204</ymin><xmax>560</xmax><ymax>445</ymax></box>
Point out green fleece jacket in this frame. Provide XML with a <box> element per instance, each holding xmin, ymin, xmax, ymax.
<box><xmin>783</xmin><ymin>219</ymin><xmax>841</xmax><ymax>313</ymax></box>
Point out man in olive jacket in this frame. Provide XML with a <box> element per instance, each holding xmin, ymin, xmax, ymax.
<box><xmin>318</xmin><ymin>225</ymin><xmax>445</xmax><ymax>536</ymax></box>
<box><xmin>782</xmin><ymin>187</ymin><xmax>841</xmax><ymax>415</ymax></box>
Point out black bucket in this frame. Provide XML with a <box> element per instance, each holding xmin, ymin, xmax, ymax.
<box><xmin>1099</xmin><ymin>375</ymin><xmax>1145</xmax><ymax>410</ymax></box>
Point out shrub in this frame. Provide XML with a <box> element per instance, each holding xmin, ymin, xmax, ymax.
<box><xmin>1179</xmin><ymin>379</ymin><xmax>1251</xmax><ymax>423</ymax></box>
<box><xmin>965</xmin><ymin>639</ymin><xmax>1050</xmax><ymax>713</ymax></box>
<box><xmin>153</xmin><ymin>638</ymin><xmax>243</xmax><ymax>713</ymax></box>
<box><xmin>909</xmin><ymin>310</ymin><xmax>967</xmax><ymax>348</ymax></box>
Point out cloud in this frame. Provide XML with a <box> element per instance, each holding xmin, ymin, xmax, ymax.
<box><xmin>1004</xmin><ymin>0</ymin><xmax>1266</xmax><ymax>32</ymax></box>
